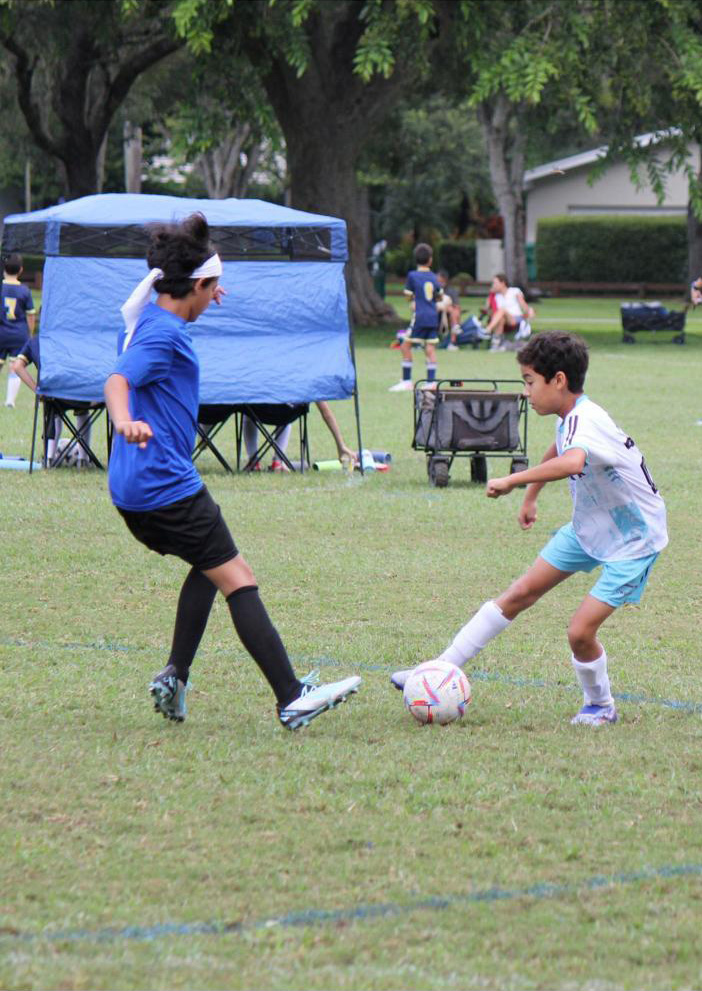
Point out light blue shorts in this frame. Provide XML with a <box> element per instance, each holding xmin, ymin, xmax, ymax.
<box><xmin>540</xmin><ymin>523</ymin><xmax>659</xmax><ymax>608</ymax></box>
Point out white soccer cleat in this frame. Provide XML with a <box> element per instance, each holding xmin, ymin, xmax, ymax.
<box><xmin>388</xmin><ymin>380</ymin><xmax>413</xmax><ymax>392</ymax></box>
<box><xmin>570</xmin><ymin>702</ymin><xmax>618</xmax><ymax>726</ymax></box>
<box><xmin>278</xmin><ymin>672</ymin><xmax>361</xmax><ymax>730</ymax></box>
<box><xmin>390</xmin><ymin>667</ymin><xmax>416</xmax><ymax>691</ymax></box>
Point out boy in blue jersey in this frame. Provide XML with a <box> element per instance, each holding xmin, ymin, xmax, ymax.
<box><xmin>389</xmin><ymin>243</ymin><xmax>443</xmax><ymax>392</ymax></box>
<box><xmin>0</xmin><ymin>253</ymin><xmax>36</xmax><ymax>407</ymax></box>
<box><xmin>105</xmin><ymin>212</ymin><xmax>361</xmax><ymax>729</ymax></box>
<box><xmin>391</xmin><ymin>331</ymin><xmax>668</xmax><ymax>726</ymax></box>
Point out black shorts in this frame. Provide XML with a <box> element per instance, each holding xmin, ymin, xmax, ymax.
<box><xmin>0</xmin><ymin>343</ymin><xmax>23</xmax><ymax>362</ymax></box>
<box><xmin>405</xmin><ymin>325</ymin><xmax>440</xmax><ymax>344</ymax></box>
<box><xmin>118</xmin><ymin>486</ymin><xmax>238</xmax><ymax>571</ymax></box>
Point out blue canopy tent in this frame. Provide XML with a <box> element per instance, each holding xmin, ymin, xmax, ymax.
<box><xmin>1</xmin><ymin>193</ymin><xmax>362</xmax><ymax>470</ymax></box>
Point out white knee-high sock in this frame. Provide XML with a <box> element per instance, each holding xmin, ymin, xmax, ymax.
<box><xmin>438</xmin><ymin>600</ymin><xmax>511</xmax><ymax>668</ymax></box>
<box><xmin>572</xmin><ymin>650</ymin><xmax>613</xmax><ymax>706</ymax></box>
<box><xmin>6</xmin><ymin>372</ymin><xmax>20</xmax><ymax>405</ymax></box>
<box><xmin>75</xmin><ymin>411</ymin><xmax>92</xmax><ymax>458</ymax></box>
<box><xmin>243</xmin><ymin>417</ymin><xmax>259</xmax><ymax>459</ymax></box>
<box><xmin>274</xmin><ymin>423</ymin><xmax>292</xmax><ymax>456</ymax></box>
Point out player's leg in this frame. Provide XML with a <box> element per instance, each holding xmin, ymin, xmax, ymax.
<box><xmin>389</xmin><ymin>337</ymin><xmax>414</xmax><ymax>391</ymax></box>
<box><xmin>150</xmin><ymin>567</ymin><xmax>218</xmax><ymax>721</ymax></box>
<box><xmin>569</xmin><ymin>595</ymin><xmax>618</xmax><ymax>726</ymax></box>
<box><xmin>270</xmin><ymin>422</ymin><xmax>293</xmax><ymax>472</ymax></box>
<box><xmin>242</xmin><ymin>415</ymin><xmax>261</xmax><ymax>469</ymax></box>
<box><xmin>204</xmin><ymin>555</ymin><xmax>360</xmax><ymax>730</ymax></box>
<box><xmin>425</xmin><ymin>340</ymin><xmax>437</xmax><ymax>383</ymax></box>
<box><xmin>5</xmin><ymin>364</ymin><xmax>20</xmax><ymax>407</ymax></box>
<box><xmin>391</xmin><ymin>557</ymin><xmax>571</xmax><ymax>688</ymax></box>
<box><xmin>489</xmin><ymin>310</ymin><xmax>507</xmax><ymax>350</ymax></box>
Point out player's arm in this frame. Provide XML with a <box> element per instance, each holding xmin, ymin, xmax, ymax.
<box><xmin>516</xmin><ymin>289</ymin><xmax>535</xmax><ymax>320</ymax></box>
<box><xmin>487</xmin><ymin>444</ymin><xmax>585</xmax><ymax>500</ymax></box>
<box><xmin>11</xmin><ymin>354</ymin><xmax>36</xmax><ymax>392</ymax></box>
<box><xmin>315</xmin><ymin>400</ymin><xmax>355</xmax><ymax>461</ymax></box>
<box><xmin>104</xmin><ymin>373</ymin><xmax>153</xmax><ymax>448</ymax></box>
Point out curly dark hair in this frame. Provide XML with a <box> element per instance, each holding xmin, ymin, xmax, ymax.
<box><xmin>146</xmin><ymin>212</ymin><xmax>216</xmax><ymax>298</ymax></box>
<box><xmin>516</xmin><ymin>331</ymin><xmax>589</xmax><ymax>393</ymax></box>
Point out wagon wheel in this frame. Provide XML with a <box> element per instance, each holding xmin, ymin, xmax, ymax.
<box><xmin>428</xmin><ymin>456</ymin><xmax>450</xmax><ymax>488</ymax></box>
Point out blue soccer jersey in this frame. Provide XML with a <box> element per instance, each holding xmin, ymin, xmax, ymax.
<box><xmin>0</xmin><ymin>282</ymin><xmax>35</xmax><ymax>350</ymax></box>
<box><xmin>405</xmin><ymin>269</ymin><xmax>441</xmax><ymax>329</ymax></box>
<box><xmin>107</xmin><ymin>303</ymin><xmax>203</xmax><ymax>512</ymax></box>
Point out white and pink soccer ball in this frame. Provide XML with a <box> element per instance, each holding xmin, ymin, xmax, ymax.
<box><xmin>403</xmin><ymin>660</ymin><xmax>472</xmax><ymax>725</ymax></box>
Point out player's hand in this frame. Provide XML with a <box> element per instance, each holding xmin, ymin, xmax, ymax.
<box><xmin>213</xmin><ymin>286</ymin><xmax>227</xmax><ymax>305</ymax></box>
<box><xmin>486</xmin><ymin>476</ymin><xmax>514</xmax><ymax>498</ymax></box>
<box><xmin>116</xmin><ymin>419</ymin><xmax>153</xmax><ymax>449</ymax></box>
<box><xmin>338</xmin><ymin>443</ymin><xmax>356</xmax><ymax>462</ymax></box>
<box><xmin>518</xmin><ymin>499</ymin><xmax>538</xmax><ymax>530</ymax></box>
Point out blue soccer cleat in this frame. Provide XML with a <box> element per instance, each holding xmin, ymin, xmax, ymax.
<box><xmin>571</xmin><ymin>702</ymin><xmax>618</xmax><ymax>726</ymax></box>
<box><xmin>278</xmin><ymin>670</ymin><xmax>361</xmax><ymax>731</ymax></box>
<box><xmin>149</xmin><ymin>665</ymin><xmax>189</xmax><ymax>723</ymax></box>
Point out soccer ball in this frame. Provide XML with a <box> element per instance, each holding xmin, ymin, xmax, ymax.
<box><xmin>403</xmin><ymin>660</ymin><xmax>472</xmax><ymax>725</ymax></box>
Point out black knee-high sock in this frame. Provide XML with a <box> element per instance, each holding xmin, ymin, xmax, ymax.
<box><xmin>226</xmin><ymin>586</ymin><xmax>301</xmax><ymax>707</ymax></box>
<box><xmin>168</xmin><ymin>568</ymin><xmax>218</xmax><ymax>683</ymax></box>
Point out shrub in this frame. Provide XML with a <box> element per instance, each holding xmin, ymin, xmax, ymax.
<box><xmin>385</xmin><ymin>243</ymin><xmax>415</xmax><ymax>277</ymax></box>
<box><xmin>536</xmin><ymin>216</ymin><xmax>687</xmax><ymax>283</ymax></box>
<box><xmin>435</xmin><ymin>240</ymin><xmax>476</xmax><ymax>278</ymax></box>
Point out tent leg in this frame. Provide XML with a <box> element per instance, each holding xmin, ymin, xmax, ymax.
<box><xmin>29</xmin><ymin>393</ymin><xmax>40</xmax><ymax>473</ymax></box>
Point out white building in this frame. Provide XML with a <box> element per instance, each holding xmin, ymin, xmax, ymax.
<box><xmin>523</xmin><ymin>132</ymin><xmax>699</xmax><ymax>246</ymax></box>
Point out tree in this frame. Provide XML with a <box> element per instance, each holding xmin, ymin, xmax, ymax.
<box><xmin>165</xmin><ymin>52</ymin><xmax>281</xmax><ymax>199</ymax></box>
<box><xmin>444</xmin><ymin>0</ymin><xmax>600</xmax><ymax>288</ymax></box>
<box><xmin>579</xmin><ymin>0</ymin><xmax>702</xmax><ymax>283</ymax></box>
<box><xmin>173</xmin><ymin>0</ymin><xmax>456</xmax><ymax>325</ymax></box>
<box><xmin>361</xmin><ymin>94</ymin><xmax>495</xmax><ymax>245</ymax></box>
<box><xmin>0</xmin><ymin>0</ymin><xmax>184</xmax><ymax>199</ymax></box>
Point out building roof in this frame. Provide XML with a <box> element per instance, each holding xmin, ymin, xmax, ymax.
<box><xmin>524</xmin><ymin>130</ymin><xmax>682</xmax><ymax>187</ymax></box>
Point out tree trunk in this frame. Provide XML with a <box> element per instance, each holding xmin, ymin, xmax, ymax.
<box><xmin>687</xmin><ymin>157</ymin><xmax>702</xmax><ymax>284</ymax></box>
<box><xmin>284</xmin><ymin>128</ymin><xmax>392</xmax><ymax>325</ymax></box>
<box><xmin>241</xmin><ymin>3</ymin><xmax>412</xmax><ymax>325</ymax></box>
<box><xmin>123</xmin><ymin>121</ymin><xmax>143</xmax><ymax>193</ymax></box>
<box><xmin>477</xmin><ymin>94</ymin><xmax>529</xmax><ymax>289</ymax></box>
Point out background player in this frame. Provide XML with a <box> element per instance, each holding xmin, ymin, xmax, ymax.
<box><xmin>392</xmin><ymin>331</ymin><xmax>668</xmax><ymax>726</ymax></box>
<box><xmin>0</xmin><ymin>253</ymin><xmax>36</xmax><ymax>407</ymax></box>
<box><xmin>389</xmin><ymin>242</ymin><xmax>442</xmax><ymax>391</ymax></box>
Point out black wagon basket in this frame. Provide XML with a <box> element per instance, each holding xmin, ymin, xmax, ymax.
<box><xmin>413</xmin><ymin>378</ymin><xmax>529</xmax><ymax>487</ymax></box>
<box><xmin>620</xmin><ymin>302</ymin><xmax>687</xmax><ymax>344</ymax></box>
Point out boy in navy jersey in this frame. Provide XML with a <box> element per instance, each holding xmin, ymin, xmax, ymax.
<box><xmin>105</xmin><ymin>213</ymin><xmax>360</xmax><ymax>729</ymax></box>
<box><xmin>0</xmin><ymin>253</ymin><xmax>36</xmax><ymax>407</ymax></box>
<box><xmin>389</xmin><ymin>243</ymin><xmax>442</xmax><ymax>391</ymax></box>
<box><xmin>392</xmin><ymin>332</ymin><xmax>667</xmax><ymax>726</ymax></box>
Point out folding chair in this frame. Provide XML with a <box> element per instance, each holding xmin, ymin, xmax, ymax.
<box><xmin>29</xmin><ymin>394</ymin><xmax>111</xmax><ymax>472</ymax></box>
<box><xmin>234</xmin><ymin>403</ymin><xmax>310</xmax><ymax>472</ymax></box>
<box><xmin>193</xmin><ymin>404</ymin><xmax>237</xmax><ymax>473</ymax></box>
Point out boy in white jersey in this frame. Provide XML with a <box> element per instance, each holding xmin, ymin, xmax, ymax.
<box><xmin>391</xmin><ymin>331</ymin><xmax>668</xmax><ymax>726</ymax></box>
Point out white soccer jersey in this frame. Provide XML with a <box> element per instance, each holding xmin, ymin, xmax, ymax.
<box><xmin>556</xmin><ymin>396</ymin><xmax>668</xmax><ymax>561</ymax></box>
<box><xmin>496</xmin><ymin>286</ymin><xmax>524</xmax><ymax>319</ymax></box>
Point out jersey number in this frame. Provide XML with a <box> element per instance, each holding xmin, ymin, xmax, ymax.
<box><xmin>640</xmin><ymin>457</ymin><xmax>658</xmax><ymax>494</ymax></box>
<box><xmin>3</xmin><ymin>297</ymin><xmax>16</xmax><ymax>320</ymax></box>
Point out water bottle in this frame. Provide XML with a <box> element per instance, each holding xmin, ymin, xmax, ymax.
<box><xmin>360</xmin><ymin>449</ymin><xmax>376</xmax><ymax>472</ymax></box>
<box><xmin>370</xmin><ymin>450</ymin><xmax>392</xmax><ymax>464</ymax></box>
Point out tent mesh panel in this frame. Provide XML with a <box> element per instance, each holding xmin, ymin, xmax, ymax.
<box><xmin>1</xmin><ymin>223</ymin><xmax>333</xmax><ymax>260</ymax></box>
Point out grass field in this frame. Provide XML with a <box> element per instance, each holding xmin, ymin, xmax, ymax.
<box><xmin>2</xmin><ymin>298</ymin><xmax>702</xmax><ymax>990</ymax></box>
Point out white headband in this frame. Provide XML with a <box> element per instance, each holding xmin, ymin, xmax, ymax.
<box><xmin>121</xmin><ymin>253</ymin><xmax>223</xmax><ymax>348</ymax></box>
